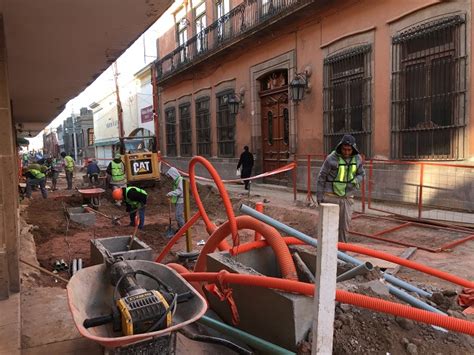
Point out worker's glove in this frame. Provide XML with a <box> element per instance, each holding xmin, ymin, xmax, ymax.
<box><xmin>166</xmin><ymin>192</ymin><xmax>172</xmax><ymax>197</ymax></box>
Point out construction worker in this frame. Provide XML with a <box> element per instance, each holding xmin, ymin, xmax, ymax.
<box><xmin>23</xmin><ymin>165</ymin><xmax>48</xmax><ymax>199</ymax></box>
<box><xmin>316</xmin><ymin>134</ymin><xmax>365</xmax><ymax>243</ymax></box>
<box><xmin>50</xmin><ymin>157</ymin><xmax>63</xmax><ymax>191</ymax></box>
<box><xmin>60</xmin><ymin>152</ymin><xmax>75</xmax><ymax>190</ymax></box>
<box><xmin>107</xmin><ymin>153</ymin><xmax>127</xmax><ymax>205</ymax></box>
<box><xmin>86</xmin><ymin>159</ymin><xmax>101</xmax><ymax>185</ymax></box>
<box><xmin>112</xmin><ymin>186</ymin><xmax>147</xmax><ymax>230</ymax></box>
<box><xmin>165</xmin><ymin>167</ymin><xmax>185</xmax><ymax>230</ymax></box>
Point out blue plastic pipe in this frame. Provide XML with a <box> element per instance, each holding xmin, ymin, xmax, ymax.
<box><xmin>240</xmin><ymin>204</ymin><xmax>432</xmax><ymax>298</ymax></box>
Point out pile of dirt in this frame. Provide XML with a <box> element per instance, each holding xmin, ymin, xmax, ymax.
<box><xmin>298</xmin><ymin>285</ymin><xmax>474</xmax><ymax>355</ymax></box>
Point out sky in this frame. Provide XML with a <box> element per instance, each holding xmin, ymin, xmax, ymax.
<box><xmin>26</xmin><ymin>14</ymin><xmax>172</xmax><ymax>150</ymax></box>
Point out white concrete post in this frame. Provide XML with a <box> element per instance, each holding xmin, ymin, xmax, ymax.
<box><xmin>312</xmin><ymin>203</ymin><xmax>339</xmax><ymax>355</ymax></box>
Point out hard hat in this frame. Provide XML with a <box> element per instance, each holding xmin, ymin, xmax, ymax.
<box><xmin>112</xmin><ymin>188</ymin><xmax>123</xmax><ymax>201</ymax></box>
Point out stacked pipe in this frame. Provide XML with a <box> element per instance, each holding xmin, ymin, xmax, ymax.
<box><xmin>71</xmin><ymin>258</ymin><xmax>83</xmax><ymax>276</ymax></box>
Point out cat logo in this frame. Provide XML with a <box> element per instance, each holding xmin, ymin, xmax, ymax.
<box><xmin>131</xmin><ymin>159</ymin><xmax>152</xmax><ymax>175</ymax></box>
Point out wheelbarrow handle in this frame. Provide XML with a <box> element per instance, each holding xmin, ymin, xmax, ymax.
<box><xmin>83</xmin><ymin>314</ymin><xmax>114</xmax><ymax>329</ymax></box>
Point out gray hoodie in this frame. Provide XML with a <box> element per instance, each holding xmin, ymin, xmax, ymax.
<box><xmin>166</xmin><ymin>167</ymin><xmax>184</xmax><ymax>204</ymax></box>
<box><xmin>316</xmin><ymin>135</ymin><xmax>365</xmax><ymax>201</ymax></box>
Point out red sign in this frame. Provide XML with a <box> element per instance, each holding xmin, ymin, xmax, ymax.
<box><xmin>141</xmin><ymin>105</ymin><xmax>153</xmax><ymax>123</ymax></box>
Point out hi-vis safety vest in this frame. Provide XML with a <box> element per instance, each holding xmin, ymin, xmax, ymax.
<box><xmin>333</xmin><ymin>155</ymin><xmax>357</xmax><ymax>197</ymax></box>
<box><xmin>170</xmin><ymin>176</ymin><xmax>183</xmax><ymax>204</ymax></box>
<box><xmin>125</xmin><ymin>186</ymin><xmax>147</xmax><ymax>209</ymax></box>
<box><xmin>64</xmin><ymin>156</ymin><xmax>74</xmax><ymax>172</ymax></box>
<box><xmin>111</xmin><ymin>161</ymin><xmax>125</xmax><ymax>182</ymax></box>
<box><xmin>29</xmin><ymin>168</ymin><xmax>45</xmax><ymax>180</ymax></box>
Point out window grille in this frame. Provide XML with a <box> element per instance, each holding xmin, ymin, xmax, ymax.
<box><xmin>196</xmin><ymin>97</ymin><xmax>211</xmax><ymax>156</ymax></box>
<box><xmin>165</xmin><ymin>107</ymin><xmax>177</xmax><ymax>157</ymax></box>
<box><xmin>216</xmin><ymin>90</ymin><xmax>235</xmax><ymax>157</ymax></box>
<box><xmin>391</xmin><ymin>15</ymin><xmax>466</xmax><ymax>160</ymax></box>
<box><xmin>323</xmin><ymin>45</ymin><xmax>372</xmax><ymax>155</ymax></box>
<box><xmin>179</xmin><ymin>103</ymin><xmax>192</xmax><ymax>157</ymax></box>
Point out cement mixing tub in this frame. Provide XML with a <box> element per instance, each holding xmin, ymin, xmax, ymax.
<box><xmin>67</xmin><ymin>207</ymin><xmax>96</xmax><ymax>226</ymax></box>
<box><xmin>67</xmin><ymin>261</ymin><xmax>207</xmax><ymax>349</ymax></box>
<box><xmin>90</xmin><ymin>236</ymin><xmax>153</xmax><ymax>265</ymax></box>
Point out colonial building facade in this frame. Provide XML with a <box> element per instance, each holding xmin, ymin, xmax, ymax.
<box><xmin>153</xmin><ymin>0</ymin><xmax>473</xmax><ymax>180</ymax></box>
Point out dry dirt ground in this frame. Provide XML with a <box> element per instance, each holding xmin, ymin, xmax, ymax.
<box><xmin>20</xmin><ymin>171</ymin><xmax>474</xmax><ymax>354</ymax></box>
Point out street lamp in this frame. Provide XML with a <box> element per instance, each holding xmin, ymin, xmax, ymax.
<box><xmin>289</xmin><ymin>73</ymin><xmax>308</xmax><ymax>104</ymax></box>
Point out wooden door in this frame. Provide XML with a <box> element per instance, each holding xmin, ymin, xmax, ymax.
<box><xmin>260</xmin><ymin>88</ymin><xmax>289</xmax><ymax>181</ymax></box>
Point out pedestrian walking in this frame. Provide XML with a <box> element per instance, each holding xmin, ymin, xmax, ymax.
<box><xmin>60</xmin><ymin>152</ymin><xmax>75</xmax><ymax>190</ymax></box>
<box><xmin>316</xmin><ymin>135</ymin><xmax>365</xmax><ymax>243</ymax></box>
<box><xmin>237</xmin><ymin>146</ymin><xmax>254</xmax><ymax>190</ymax></box>
<box><xmin>112</xmin><ymin>186</ymin><xmax>147</xmax><ymax>230</ymax></box>
<box><xmin>165</xmin><ymin>167</ymin><xmax>185</xmax><ymax>230</ymax></box>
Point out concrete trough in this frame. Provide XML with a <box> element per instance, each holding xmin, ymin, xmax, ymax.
<box><xmin>206</xmin><ymin>247</ymin><xmax>313</xmax><ymax>352</ymax></box>
<box><xmin>90</xmin><ymin>236</ymin><xmax>153</xmax><ymax>265</ymax></box>
<box><xmin>66</xmin><ymin>207</ymin><xmax>96</xmax><ymax>226</ymax></box>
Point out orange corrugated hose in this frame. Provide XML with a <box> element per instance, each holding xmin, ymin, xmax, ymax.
<box><xmin>166</xmin><ymin>263</ymin><xmax>205</xmax><ymax>298</ymax></box>
<box><xmin>188</xmin><ymin>156</ymin><xmax>233</xmax><ymax>250</ymax></box>
<box><xmin>179</xmin><ymin>271</ymin><xmax>474</xmax><ymax>336</ymax></box>
<box><xmin>229</xmin><ymin>238</ymin><xmax>474</xmax><ymax>289</ymax></box>
<box><xmin>194</xmin><ymin>215</ymin><xmax>298</xmax><ymax>281</ymax></box>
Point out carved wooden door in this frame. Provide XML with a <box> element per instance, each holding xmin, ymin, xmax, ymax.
<box><xmin>260</xmin><ymin>88</ymin><xmax>289</xmax><ymax>180</ymax></box>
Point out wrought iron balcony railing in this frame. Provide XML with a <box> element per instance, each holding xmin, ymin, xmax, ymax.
<box><xmin>155</xmin><ymin>0</ymin><xmax>313</xmax><ymax>80</ymax></box>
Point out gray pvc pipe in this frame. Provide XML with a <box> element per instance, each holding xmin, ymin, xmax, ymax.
<box><xmin>72</xmin><ymin>259</ymin><xmax>78</xmax><ymax>276</ymax></box>
<box><xmin>240</xmin><ymin>204</ymin><xmax>432</xmax><ymax>298</ymax></box>
<box><xmin>337</xmin><ymin>262</ymin><xmax>373</xmax><ymax>282</ymax></box>
<box><xmin>388</xmin><ymin>286</ymin><xmax>444</xmax><ymax>315</ymax></box>
<box><xmin>78</xmin><ymin>258</ymin><xmax>83</xmax><ymax>271</ymax></box>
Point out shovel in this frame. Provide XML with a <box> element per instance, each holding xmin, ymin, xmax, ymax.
<box><xmin>128</xmin><ymin>214</ymin><xmax>140</xmax><ymax>250</ymax></box>
<box><xmin>165</xmin><ymin>200</ymin><xmax>174</xmax><ymax>238</ymax></box>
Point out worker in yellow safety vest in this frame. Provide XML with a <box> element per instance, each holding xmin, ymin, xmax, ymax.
<box><xmin>315</xmin><ymin>135</ymin><xmax>365</xmax><ymax>242</ymax></box>
<box><xmin>112</xmin><ymin>186</ymin><xmax>147</xmax><ymax>229</ymax></box>
<box><xmin>23</xmin><ymin>165</ymin><xmax>48</xmax><ymax>199</ymax></box>
<box><xmin>60</xmin><ymin>152</ymin><xmax>75</xmax><ymax>190</ymax></box>
<box><xmin>107</xmin><ymin>153</ymin><xmax>127</xmax><ymax>206</ymax></box>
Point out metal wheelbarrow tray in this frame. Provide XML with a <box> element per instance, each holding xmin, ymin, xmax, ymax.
<box><xmin>67</xmin><ymin>260</ymin><xmax>207</xmax><ymax>349</ymax></box>
<box><xmin>78</xmin><ymin>188</ymin><xmax>106</xmax><ymax>208</ymax></box>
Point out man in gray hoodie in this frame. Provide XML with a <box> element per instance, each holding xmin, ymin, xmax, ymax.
<box><xmin>165</xmin><ymin>167</ymin><xmax>185</xmax><ymax>230</ymax></box>
<box><xmin>316</xmin><ymin>135</ymin><xmax>365</xmax><ymax>242</ymax></box>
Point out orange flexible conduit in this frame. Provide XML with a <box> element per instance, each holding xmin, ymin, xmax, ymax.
<box><xmin>229</xmin><ymin>238</ymin><xmax>474</xmax><ymax>289</ymax></box>
<box><xmin>180</xmin><ymin>271</ymin><xmax>474</xmax><ymax>336</ymax></box>
<box><xmin>188</xmin><ymin>156</ymin><xmax>234</xmax><ymax>250</ymax></box>
<box><xmin>188</xmin><ymin>156</ymin><xmax>297</xmax><ymax>279</ymax></box>
<box><xmin>194</xmin><ymin>216</ymin><xmax>298</xmax><ymax>281</ymax></box>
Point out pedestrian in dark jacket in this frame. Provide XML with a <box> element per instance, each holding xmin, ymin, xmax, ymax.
<box><xmin>237</xmin><ymin>146</ymin><xmax>254</xmax><ymax>190</ymax></box>
<box><xmin>316</xmin><ymin>134</ymin><xmax>365</xmax><ymax>242</ymax></box>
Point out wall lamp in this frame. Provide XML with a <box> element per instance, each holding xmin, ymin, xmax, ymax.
<box><xmin>290</xmin><ymin>66</ymin><xmax>312</xmax><ymax>104</ymax></box>
<box><xmin>228</xmin><ymin>87</ymin><xmax>246</xmax><ymax>115</ymax></box>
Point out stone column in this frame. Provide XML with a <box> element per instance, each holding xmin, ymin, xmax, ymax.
<box><xmin>0</xmin><ymin>15</ymin><xmax>20</xmax><ymax>299</ymax></box>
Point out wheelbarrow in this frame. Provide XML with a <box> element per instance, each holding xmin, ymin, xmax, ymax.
<box><xmin>77</xmin><ymin>188</ymin><xmax>105</xmax><ymax>209</ymax></box>
<box><xmin>67</xmin><ymin>260</ymin><xmax>207</xmax><ymax>351</ymax></box>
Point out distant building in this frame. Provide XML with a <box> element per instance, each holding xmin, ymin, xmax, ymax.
<box><xmin>42</xmin><ymin>128</ymin><xmax>59</xmax><ymax>158</ymax></box>
<box><xmin>60</xmin><ymin>107</ymin><xmax>94</xmax><ymax>163</ymax></box>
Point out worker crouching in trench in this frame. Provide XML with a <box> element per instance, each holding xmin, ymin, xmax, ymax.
<box><xmin>112</xmin><ymin>186</ymin><xmax>147</xmax><ymax>230</ymax></box>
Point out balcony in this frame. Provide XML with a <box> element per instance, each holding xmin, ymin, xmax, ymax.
<box><xmin>155</xmin><ymin>0</ymin><xmax>315</xmax><ymax>83</ymax></box>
